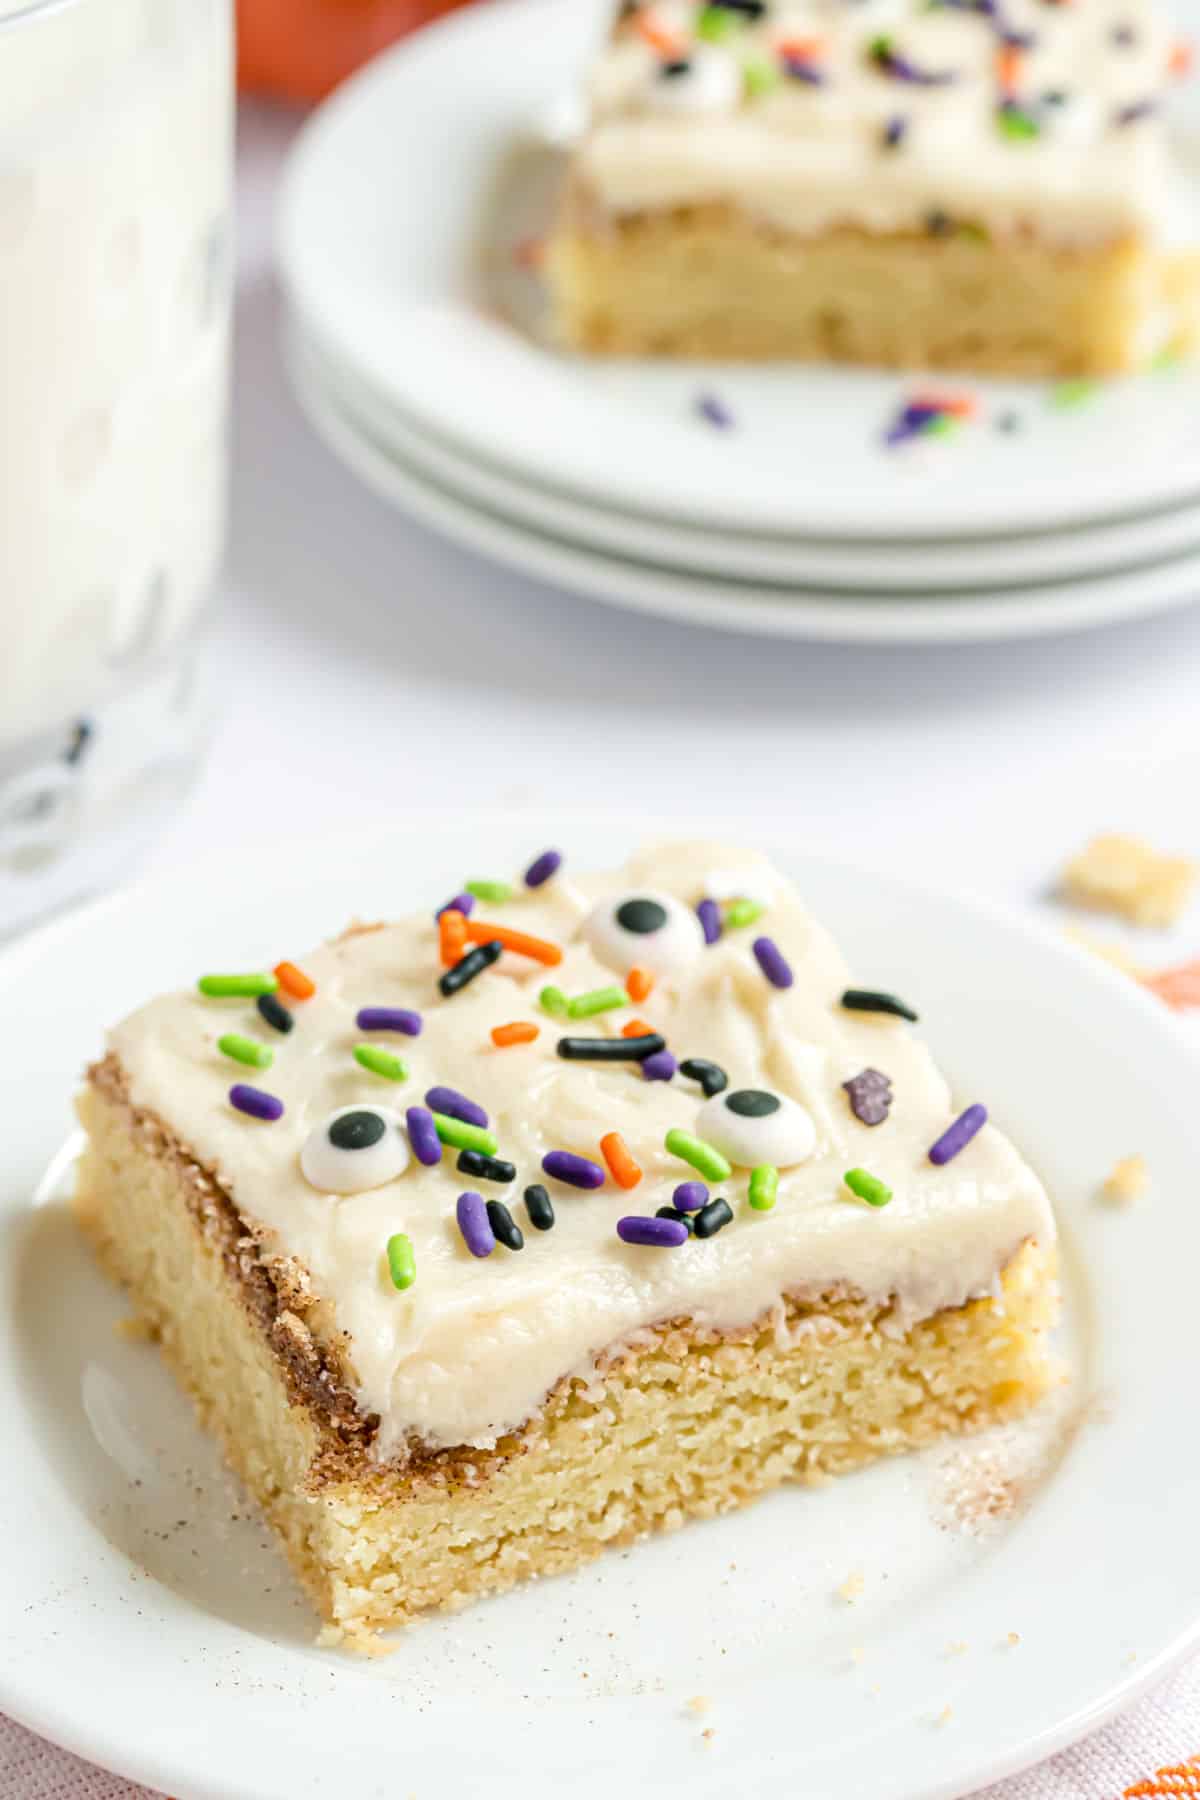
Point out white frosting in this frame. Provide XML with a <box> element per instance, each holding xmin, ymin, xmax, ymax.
<box><xmin>107</xmin><ymin>842</ymin><xmax>1056</xmax><ymax>1461</ymax></box>
<box><xmin>576</xmin><ymin>0</ymin><xmax>1195</xmax><ymax>246</ymax></box>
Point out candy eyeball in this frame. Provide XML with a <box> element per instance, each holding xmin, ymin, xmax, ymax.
<box><xmin>581</xmin><ymin>890</ymin><xmax>705</xmax><ymax>978</ymax></box>
<box><xmin>697</xmin><ymin>1087</ymin><xmax>817</xmax><ymax>1168</ymax></box>
<box><xmin>644</xmin><ymin>44</ymin><xmax>742</xmax><ymax>114</ymax></box>
<box><xmin>300</xmin><ymin>1105</ymin><xmax>410</xmax><ymax>1194</ymax></box>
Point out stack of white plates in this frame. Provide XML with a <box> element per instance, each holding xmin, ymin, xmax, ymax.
<box><xmin>277</xmin><ymin>0</ymin><xmax>1200</xmax><ymax>645</ymax></box>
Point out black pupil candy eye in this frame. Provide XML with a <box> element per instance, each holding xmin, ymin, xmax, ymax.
<box><xmin>616</xmin><ymin>898</ymin><xmax>669</xmax><ymax>934</ymax></box>
<box><xmin>726</xmin><ymin>1089</ymin><xmax>781</xmax><ymax>1118</ymax></box>
<box><xmin>329</xmin><ymin>1110</ymin><xmax>386</xmax><ymax>1151</ymax></box>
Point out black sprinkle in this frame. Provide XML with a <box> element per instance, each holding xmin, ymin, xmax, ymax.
<box><xmin>995</xmin><ymin>410</ymin><xmax>1022</xmax><ymax>433</ymax></box>
<box><xmin>660</xmin><ymin>57</ymin><xmax>691</xmax><ymax>77</ymax></box>
<box><xmin>694</xmin><ymin>1198</ymin><xmax>734</xmax><ymax>1239</ymax></box>
<box><xmin>925</xmin><ymin>209</ymin><xmax>954</xmax><ymax>237</ymax></box>
<box><xmin>712</xmin><ymin>0</ymin><xmax>767</xmax><ymax>15</ymax></box>
<box><xmin>328</xmin><ymin>1110</ymin><xmax>386</xmax><ymax>1151</ymax></box>
<box><xmin>256</xmin><ymin>992</ymin><xmax>295</xmax><ymax>1034</ymax></box>
<box><xmin>1041</xmin><ymin>87</ymin><xmax>1069</xmax><ymax>105</ymax></box>
<box><xmin>458</xmin><ymin>1149</ymin><xmax>517</xmax><ymax>1184</ymax></box>
<box><xmin>616</xmin><ymin>897</ymin><xmax>669</xmax><ymax>935</ymax></box>
<box><xmin>64</xmin><ymin>718</ymin><xmax>94</xmax><ymax>766</ymax></box>
<box><xmin>557</xmin><ymin>1033</ymin><xmax>666</xmax><ymax>1063</ymax></box>
<box><xmin>656</xmin><ymin>1205</ymin><xmax>695</xmax><ymax>1234</ymax></box>
<box><xmin>486</xmin><ymin>1199</ymin><xmax>524</xmax><ymax>1251</ymax></box>
<box><xmin>679</xmin><ymin>1057</ymin><xmax>729</xmax><ymax>1097</ymax></box>
<box><xmin>843</xmin><ymin>1068</ymin><xmax>893</xmax><ymax>1127</ymax></box>
<box><xmin>524</xmin><ymin>1184</ymin><xmax>555</xmax><ymax>1231</ymax></box>
<box><xmin>841</xmin><ymin>988</ymin><xmax>919</xmax><ymax>1023</ymax></box>
<box><xmin>439</xmin><ymin>939</ymin><xmax>502</xmax><ymax>997</ymax></box>
<box><xmin>725</xmin><ymin>1088</ymin><xmax>780</xmax><ymax>1118</ymax></box>
<box><xmin>1111</xmin><ymin>23</ymin><xmax>1137</xmax><ymax>45</ymax></box>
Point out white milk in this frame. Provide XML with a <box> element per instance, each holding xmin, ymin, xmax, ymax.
<box><xmin>0</xmin><ymin>0</ymin><xmax>233</xmax><ymax>752</ymax></box>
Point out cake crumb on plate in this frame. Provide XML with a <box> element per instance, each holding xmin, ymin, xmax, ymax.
<box><xmin>1061</xmin><ymin>833</ymin><xmax>1197</xmax><ymax>928</ymax></box>
<box><xmin>837</xmin><ymin>1569</ymin><xmax>866</xmax><ymax>1603</ymax></box>
<box><xmin>1103</xmin><ymin>1154</ymin><xmax>1149</xmax><ymax>1204</ymax></box>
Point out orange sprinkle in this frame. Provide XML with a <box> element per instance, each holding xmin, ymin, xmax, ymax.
<box><xmin>513</xmin><ymin>236</ymin><xmax>546</xmax><ymax>270</ymax></box>
<box><xmin>600</xmin><ymin>1131</ymin><xmax>643</xmax><ymax>1191</ymax></box>
<box><xmin>439</xmin><ymin>908</ymin><xmax>468</xmax><ymax>968</ymax></box>
<box><xmin>464</xmin><ymin>921</ymin><xmax>563</xmax><ymax>967</ymax></box>
<box><xmin>1170</xmin><ymin>38</ymin><xmax>1194</xmax><ymax>76</ymax></box>
<box><xmin>635</xmin><ymin>9</ymin><xmax>684</xmax><ymax>55</ymax></box>
<box><xmin>623</xmin><ymin>1018</ymin><xmax>654</xmax><ymax>1038</ymax></box>
<box><xmin>275</xmin><ymin>960</ymin><xmax>315</xmax><ymax>1000</ymax></box>
<box><xmin>995</xmin><ymin>43</ymin><xmax>1023</xmax><ymax>89</ymax></box>
<box><xmin>491</xmin><ymin>1021</ymin><xmax>540</xmax><ymax>1047</ymax></box>
<box><xmin>1142</xmin><ymin>959</ymin><xmax>1200</xmax><ymax>1010</ymax></box>
<box><xmin>626</xmin><ymin>966</ymin><xmax>655</xmax><ymax>1003</ymax></box>
<box><xmin>776</xmin><ymin>35</ymin><xmax>826</xmax><ymax>59</ymax></box>
<box><xmin>910</xmin><ymin>389</ymin><xmax>978</xmax><ymax>420</ymax></box>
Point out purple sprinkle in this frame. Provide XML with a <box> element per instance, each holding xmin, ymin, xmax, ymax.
<box><xmin>356</xmin><ymin>1006</ymin><xmax>423</xmax><ymax>1036</ymax></box>
<box><xmin>928</xmin><ymin>1103</ymin><xmax>988</xmax><ymax>1165</ymax></box>
<box><xmin>883</xmin><ymin>113</ymin><xmax>908</xmax><ymax>148</ymax></box>
<box><xmin>1115</xmin><ymin>97</ymin><xmax>1156</xmax><ymax>124</ymax></box>
<box><xmin>783</xmin><ymin>55</ymin><xmax>826</xmax><ymax>82</ymax></box>
<box><xmin>405</xmin><ymin>1105</ymin><xmax>442</xmax><ymax>1166</ymax></box>
<box><xmin>524</xmin><ymin>848</ymin><xmax>563</xmax><ymax>888</ymax></box>
<box><xmin>673</xmin><ymin>1180</ymin><xmax>709</xmax><ymax>1212</ymax></box>
<box><xmin>697</xmin><ymin>897</ymin><xmax>722</xmax><ymax>945</ymax></box>
<box><xmin>543</xmin><ymin>1149</ymin><xmax>606</xmax><ymax>1189</ymax></box>
<box><xmin>696</xmin><ymin>392</ymin><xmax>734</xmax><ymax>431</ymax></box>
<box><xmin>617</xmin><ymin>1214</ymin><xmax>689</xmax><ymax>1248</ymax></box>
<box><xmin>229</xmin><ymin>1083</ymin><xmax>283</xmax><ymax>1121</ymax></box>
<box><xmin>870</xmin><ymin>36</ymin><xmax>957</xmax><ymax>84</ymax></box>
<box><xmin>843</xmin><ymin>1068</ymin><xmax>893</xmax><ymax>1127</ymax></box>
<box><xmin>435</xmin><ymin>892</ymin><xmax>475</xmax><ymax>920</ymax></box>
<box><xmin>642</xmin><ymin>1049</ymin><xmax>678</xmax><ymax>1082</ymax></box>
<box><xmin>753</xmin><ymin>935</ymin><xmax>794</xmax><ymax>990</ymax></box>
<box><xmin>456</xmin><ymin>1190</ymin><xmax>495</xmax><ymax>1257</ymax></box>
<box><xmin>425</xmin><ymin>1085</ymin><xmax>488</xmax><ymax>1129</ymax></box>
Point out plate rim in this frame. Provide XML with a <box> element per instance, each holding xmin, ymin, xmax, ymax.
<box><xmin>289</xmin><ymin>338</ymin><xmax>1200</xmax><ymax>646</ymax></box>
<box><xmin>2</xmin><ymin>813</ymin><xmax>1200</xmax><ymax>1800</ymax></box>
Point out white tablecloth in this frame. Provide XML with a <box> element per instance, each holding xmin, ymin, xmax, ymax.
<box><xmin>6</xmin><ymin>100</ymin><xmax>1200</xmax><ymax>1800</ymax></box>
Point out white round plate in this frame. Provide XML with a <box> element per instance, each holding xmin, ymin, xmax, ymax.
<box><xmin>277</xmin><ymin>0</ymin><xmax>1200</xmax><ymax>542</ymax></box>
<box><xmin>300</xmin><ymin>321</ymin><xmax>1200</xmax><ymax>593</ymax></box>
<box><xmin>1</xmin><ymin>815</ymin><xmax>1199</xmax><ymax>1800</ymax></box>
<box><xmin>289</xmin><ymin>339</ymin><xmax>1200</xmax><ymax>644</ymax></box>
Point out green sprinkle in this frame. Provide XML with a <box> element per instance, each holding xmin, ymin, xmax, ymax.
<box><xmin>724</xmin><ymin>897</ymin><xmax>764</xmax><ymax>929</ymax></box>
<box><xmin>353</xmin><ymin>1044</ymin><xmax>408</xmax><ymax>1082</ymax></box>
<box><xmin>198</xmin><ymin>972</ymin><xmax>278</xmax><ymax>997</ymax></box>
<box><xmin>432</xmin><ymin>1112</ymin><xmax>498</xmax><ymax>1156</ymax></box>
<box><xmin>743</xmin><ymin>57</ymin><xmax>781</xmax><ymax>98</ymax></box>
<box><xmin>566</xmin><ymin>985</ymin><xmax>628</xmax><ymax>1020</ymax></box>
<box><xmin>466</xmin><ymin>879</ymin><xmax>513</xmax><ymax>904</ymax></box>
<box><xmin>996</xmin><ymin>105</ymin><xmax>1039</xmax><ymax>142</ymax></box>
<box><xmin>844</xmin><ymin>1167</ymin><xmax>893</xmax><ymax>1208</ymax></box>
<box><xmin>665</xmin><ymin>1128</ymin><xmax>732</xmax><ymax>1184</ymax></box>
<box><xmin>386</xmin><ymin>1233</ymin><xmax>416</xmax><ymax>1291</ymax></box>
<box><xmin>925</xmin><ymin>413</ymin><xmax>958</xmax><ymax>438</ymax></box>
<box><xmin>1050</xmin><ymin>378</ymin><xmax>1097</xmax><ymax>410</ymax></box>
<box><xmin>749</xmin><ymin>1165</ymin><xmax>779</xmax><ymax>1212</ymax></box>
<box><xmin>217</xmin><ymin>1033</ymin><xmax>274</xmax><ymax>1071</ymax></box>
<box><xmin>696</xmin><ymin>3</ymin><xmax>740</xmax><ymax>40</ymax></box>
<box><xmin>540</xmin><ymin>984</ymin><xmax>569</xmax><ymax>1017</ymax></box>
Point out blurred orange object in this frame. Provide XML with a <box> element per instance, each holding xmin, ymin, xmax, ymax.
<box><xmin>237</xmin><ymin>0</ymin><xmax>479</xmax><ymax>103</ymax></box>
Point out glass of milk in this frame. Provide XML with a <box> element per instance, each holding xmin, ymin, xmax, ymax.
<box><xmin>0</xmin><ymin>0</ymin><xmax>232</xmax><ymax>934</ymax></box>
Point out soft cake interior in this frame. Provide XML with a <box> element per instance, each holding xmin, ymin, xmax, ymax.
<box><xmin>76</xmin><ymin>1062</ymin><xmax>1058</xmax><ymax>1644</ymax></box>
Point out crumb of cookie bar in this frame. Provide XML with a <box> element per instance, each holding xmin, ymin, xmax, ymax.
<box><xmin>1064</xmin><ymin>926</ymin><xmax>1149</xmax><ymax>980</ymax></box>
<box><xmin>1062</xmin><ymin>833</ymin><xmax>1197</xmax><ymax>928</ymax></box>
<box><xmin>837</xmin><ymin>1569</ymin><xmax>866</xmax><ymax>1604</ymax></box>
<box><xmin>1103</xmin><ymin>1153</ymin><xmax>1149</xmax><ymax>1203</ymax></box>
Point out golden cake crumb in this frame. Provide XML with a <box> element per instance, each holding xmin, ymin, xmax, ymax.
<box><xmin>849</xmin><ymin>1646</ymin><xmax>866</xmax><ymax>1666</ymax></box>
<box><xmin>1103</xmin><ymin>1154</ymin><xmax>1149</xmax><ymax>1205</ymax></box>
<box><xmin>113</xmin><ymin>1314</ymin><xmax>157</xmax><ymax>1342</ymax></box>
<box><xmin>701</xmin><ymin>1728</ymin><xmax>716</xmax><ymax>1744</ymax></box>
<box><xmin>936</xmin><ymin>1705</ymin><xmax>954</xmax><ymax>1727</ymax></box>
<box><xmin>1006</xmin><ymin>1632</ymin><xmax>1022</xmax><ymax>1647</ymax></box>
<box><xmin>1064</xmin><ymin>927</ymin><xmax>1148</xmax><ymax>980</ymax></box>
<box><xmin>837</xmin><ymin>1569</ymin><xmax>866</xmax><ymax>1604</ymax></box>
<box><xmin>1062</xmin><ymin>834</ymin><xmax>1197</xmax><ymax>928</ymax></box>
<box><xmin>686</xmin><ymin>1696</ymin><xmax>711</xmax><ymax>1716</ymax></box>
<box><xmin>946</xmin><ymin>1641</ymin><xmax>970</xmax><ymax>1657</ymax></box>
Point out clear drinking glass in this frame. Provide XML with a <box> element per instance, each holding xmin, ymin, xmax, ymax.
<box><xmin>0</xmin><ymin>0</ymin><xmax>233</xmax><ymax>934</ymax></box>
